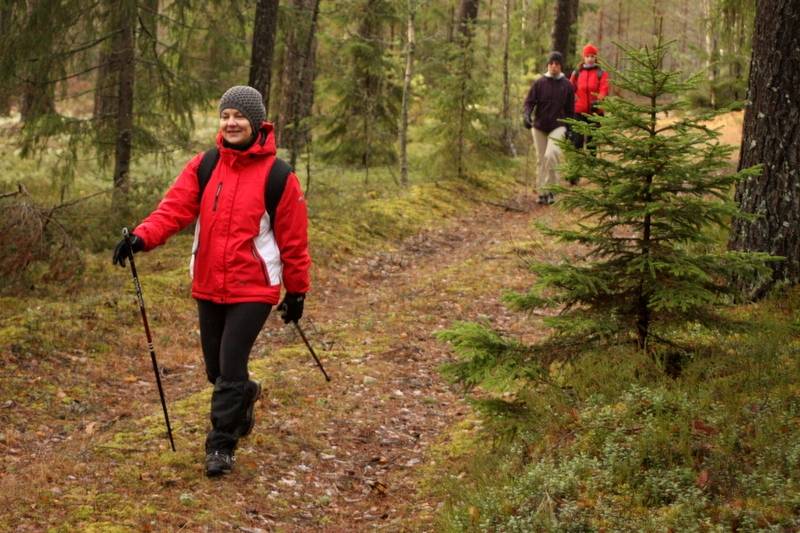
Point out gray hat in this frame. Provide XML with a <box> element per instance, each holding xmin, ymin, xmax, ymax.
<box><xmin>218</xmin><ymin>85</ymin><xmax>266</xmax><ymax>134</ymax></box>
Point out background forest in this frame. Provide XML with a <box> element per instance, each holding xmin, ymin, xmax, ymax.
<box><xmin>3</xmin><ymin>0</ymin><xmax>800</xmax><ymax>530</ymax></box>
<box><xmin>0</xmin><ymin>0</ymin><xmax>755</xmax><ymax>284</ymax></box>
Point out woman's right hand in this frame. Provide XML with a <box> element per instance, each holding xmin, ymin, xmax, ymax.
<box><xmin>112</xmin><ymin>233</ymin><xmax>144</xmax><ymax>267</ymax></box>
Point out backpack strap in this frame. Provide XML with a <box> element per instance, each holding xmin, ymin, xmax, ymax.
<box><xmin>195</xmin><ymin>149</ymin><xmax>292</xmax><ymax>232</ymax></box>
<box><xmin>265</xmin><ymin>158</ymin><xmax>293</xmax><ymax>232</ymax></box>
<box><xmin>197</xmin><ymin>148</ymin><xmax>220</xmax><ymax>201</ymax></box>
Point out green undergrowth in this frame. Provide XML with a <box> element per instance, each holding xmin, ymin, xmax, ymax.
<box><xmin>431</xmin><ymin>287</ymin><xmax>800</xmax><ymax>531</ymax></box>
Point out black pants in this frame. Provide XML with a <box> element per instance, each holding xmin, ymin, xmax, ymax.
<box><xmin>197</xmin><ymin>300</ymin><xmax>271</xmax><ymax>452</ymax></box>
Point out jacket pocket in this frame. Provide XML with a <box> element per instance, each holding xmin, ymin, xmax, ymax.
<box><xmin>251</xmin><ymin>243</ymin><xmax>270</xmax><ymax>286</ymax></box>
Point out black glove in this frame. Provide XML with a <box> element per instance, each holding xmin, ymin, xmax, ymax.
<box><xmin>278</xmin><ymin>293</ymin><xmax>305</xmax><ymax>324</ymax></box>
<box><xmin>523</xmin><ymin>112</ymin><xmax>533</xmax><ymax>130</ymax></box>
<box><xmin>112</xmin><ymin>233</ymin><xmax>144</xmax><ymax>267</ymax></box>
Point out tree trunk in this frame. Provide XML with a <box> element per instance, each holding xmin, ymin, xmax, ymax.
<box><xmin>597</xmin><ymin>0</ymin><xmax>605</xmax><ymax>51</ymax></box>
<box><xmin>486</xmin><ymin>0</ymin><xmax>493</xmax><ymax>60</ymax></box>
<box><xmin>551</xmin><ymin>0</ymin><xmax>578</xmax><ymax>61</ymax></box>
<box><xmin>0</xmin><ymin>3</ymin><xmax>12</xmax><ymax>115</ymax></box>
<box><xmin>729</xmin><ymin>0</ymin><xmax>800</xmax><ymax>296</ymax></box>
<box><xmin>501</xmin><ymin>0</ymin><xmax>514</xmax><ymax>156</ymax></box>
<box><xmin>399</xmin><ymin>0</ymin><xmax>416</xmax><ymax>187</ymax></box>
<box><xmin>249</xmin><ymin>0</ymin><xmax>280</xmax><ymax>116</ymax></box>
<box><xmin>457</xmin><ymin>0</ymin><xmax>479</xmax><ymax>38</ymax></box>
<box><xmin>455</xmin><ymin>0</ymin><xmax>479</xmax><ymax>180</ymax></box>
<box><xmin>95</xmin><ymin>3</ymin><xmax>119</xmax><ymax>142</ymax></box>
<box><xmin>111</xmin><ymin>0</ymin><xmax>136</xmax><ymax>211</ymax></box>
<box><xmin>288</xmin><ymin>0</ymin><xmax>320</xmax><ymax>168</ymax></box>
<box><xmin>703</xmin><ymin>0</ymin><xmax>718</xmax><ymax>107</ymax></box>
<box><xmin>20</xmin><ymin>0</ymin><xmax>55</xmax><ymax>121</ymax></box>
<box><xmin>614</xmin><ymin>0</ymin><xmax>624</xmax><ymax>70</ymax></box>
<box><xmin>277</xmin><ymin>0</ymin><xmax>318</xmax><ymax>153</ymax></box>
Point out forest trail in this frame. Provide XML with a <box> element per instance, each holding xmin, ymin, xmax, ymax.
<box><xmin>0</xmin><ymin>112</ymin><xmax>743</xmax><ymax>531</ymax></box>
<box><xmin>2</xmin><ymin>190</ymin><xmax>558</xmax><ymax>532</ymax></box>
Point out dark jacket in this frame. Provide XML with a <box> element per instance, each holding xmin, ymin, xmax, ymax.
<box><xmin>523</xmin><ymin>73</ymin><xmax>575</xmax><ymax>133</ymax></box>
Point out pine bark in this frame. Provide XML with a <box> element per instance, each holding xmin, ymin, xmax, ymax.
<box><xmin>501</xmin><ymin>0</ymin><xmax>514</xmax><ymax>156</ymax></box>
<box><xmin>399</xmin><ymin>0</ymin><xmax>416</xmax><ymax>187</ymax></box>
<box><xmin>111</xmin><ymin>0</ymin><xmax>136</xmax><ymax>209</ymax></box>
<box><xmin>551</xmin><ymin>0</ymin><xmax>578</xmax><ymax>60</ymax></box>
<box><xmin>729</xmin><ymin>0</ymin><xmax>800</xmax><ymax>295</ymax></box>
<box><xmin>455</xmin><ymin>0</ymin><xmax>478</xmax><ymax>179</ymax></box>
<box><xmin>288</xmin><ymin>0</ymin><xmax>319</xmax><ymax>167</ymax></box>
<box><xmin>20</xmin><ymin>0</ymin><xmax>55</xmax><ymax>121</ymax></box>
<box><xmin>457</xmin><ymin>0</ymin><xmax>479</xmax><ymax>38</ymax></box>
<box><xmin>249</xmin><ymin>0</ymin><xmax>280</xmax><ymax>116</ymax></box>
<box><xmin>277</xmin><ymin>0</ymin><xmax>318</xmax><ymax>154</ymax></box>
<box><xmin>0</xmin><ymin>3</ymin><xmax>12</xmax><ymax>115</ymax></box>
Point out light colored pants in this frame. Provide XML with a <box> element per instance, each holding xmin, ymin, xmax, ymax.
<box><xmin>532</xmin><ymin>126</ymin><xmax>566</xmax><ymax>192</ymax></box>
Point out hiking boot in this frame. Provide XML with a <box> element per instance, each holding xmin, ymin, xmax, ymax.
<box><xmin>240</xmin><ymin>381</ymin><xmax>262</xmax><ymax>438</ymax></box>
<box><xmin>205</xmin><ymin>450</ymin><xmax>234</xmax><ymax>477</ymax></box>
<box><xmin>537</xmin><ymin>194</ymin><xmax>547</xmax><ymax>204</ymax></box>
<box><xmin>546</xmin><ymin>192</ymin><xmax>556</xmax><ymax>205</ymax></box>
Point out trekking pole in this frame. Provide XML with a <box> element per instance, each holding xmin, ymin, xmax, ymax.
<box><xmin>291</xmin><ymin>321</ymin><xmax>331</xmax><ymax>382</ymax></box>
<box><xmin>122</xmin><ymin>227</ymin><xmax>177</xmax><ymax>451</ymax></box>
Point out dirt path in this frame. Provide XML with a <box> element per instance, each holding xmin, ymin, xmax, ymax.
<box><xmin>2</xmin><ymin>194</ymin><xmax>553</xmax><ymax>532</ymax></box>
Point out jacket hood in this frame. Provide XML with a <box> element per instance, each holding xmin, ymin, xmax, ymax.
<box><xmin>215</xmin><ymin>121</ymin><xmax>276</xmax><ymax>160</ymax></box>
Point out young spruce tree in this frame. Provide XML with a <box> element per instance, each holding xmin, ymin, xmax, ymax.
<box><xmin>319</xmin><ymin>0</ymin><xmax>401</xmax><ymax>181</ymax></box>
<box><xmin>441</xmin><ymin>37</ymin><xmax>772</xmax><ymax>393</ymax></box>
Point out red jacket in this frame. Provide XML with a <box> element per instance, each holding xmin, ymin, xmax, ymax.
<box><xmin>570</xmin><ymin>65</ymin><xmax>609</xmax><ymax>115</ymax></box>
<box><xmin>133</xmin><ymin>122</ymin><xmax>311</xmax><ymax>304</ymax></box>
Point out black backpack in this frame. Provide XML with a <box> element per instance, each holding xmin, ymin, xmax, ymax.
<box><xmin>196</xmin><ymin>148</ymin><xmax>292</xmax><ymax>231</ymax></box>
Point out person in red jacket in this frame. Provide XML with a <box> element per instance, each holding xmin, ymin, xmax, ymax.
<box><xmin>111</xmin><ymin>85</ymin><xmax>311</xmax><ymax>478</ymax></box>
<box><xmin>569</xmin><ymin>43</ymin><xmax>610</xmax><ymax>158</ymax></box>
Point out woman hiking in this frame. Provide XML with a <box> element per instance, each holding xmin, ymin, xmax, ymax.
<box><xmin>569</xmin><ymin>43</ymin><xmax>610</xmax><ymax>157</ymax></box>
<box><xmin>112</xmin><ymin>85</ymin><xmax>311</xmax><ymax>478</ymax></box>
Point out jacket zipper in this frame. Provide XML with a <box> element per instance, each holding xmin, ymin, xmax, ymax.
<box><xmin>212</xmin><ymin>183</ymin><xmax>223</xmax><ymax>211</ymax></box>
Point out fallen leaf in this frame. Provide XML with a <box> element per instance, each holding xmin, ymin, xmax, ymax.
<box><xmin>691</xmin><ymin>419</ymin><xmax>718</xmax><ymax>436</ymax></box>
<box><xmin>696</xmin><ymin>469</ymin><xmax>710</xmax><ymax>489</ymax></box>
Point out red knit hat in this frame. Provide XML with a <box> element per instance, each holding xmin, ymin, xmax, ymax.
<box><xmin>583</xmin><ymin>43</ymin><xmax>599</xmax><ymax>57</ymax></box>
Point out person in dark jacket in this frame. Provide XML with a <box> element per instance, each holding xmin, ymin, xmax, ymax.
<box><xmin>569</xmin><ymin>43</ymin><xmax>610</xmax><ymax>157</ymax></box>
<box><xmin>523</xmin><ymin>51</ymin><xmax>575</xmax><ymax>205</ymax></box>
<box><xmin>112</xmin><ymin>85</ymin><xmax>311</xmax><ymax>478</ymax></box>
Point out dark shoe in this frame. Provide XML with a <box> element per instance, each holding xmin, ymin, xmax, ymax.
<box><xmin>205</xmin><ymin>450</ymin><xmax>234</xmax><ymax>477</ymax></box>
<box><xmin>240</xmin><ymin>381</ymin><xmax>262</xmax><ymax>438</ymax></box>
<box><xmin>537</xmin><ymin>194</ymin><xmax>546</xmax><ymax>204</ymax></box>
<box><xmin>547</xmin><ymin>192</ymin><xmax>556</xmax><ymax>205</ymax></box>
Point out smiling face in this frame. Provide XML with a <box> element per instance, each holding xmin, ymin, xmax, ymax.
<box><xmin>219</xmin><ymin>108</ymin><xmax>253</xmax><ymax>145</ymax></box>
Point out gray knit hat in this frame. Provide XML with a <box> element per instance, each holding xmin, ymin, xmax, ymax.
<box><xmin>218</xmin><ymin>85</ymin><xmax>266</xmax><ymax>133</ymax></box>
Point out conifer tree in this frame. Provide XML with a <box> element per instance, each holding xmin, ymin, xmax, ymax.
<box><xmin>2</xmin><ymin>1</ymin><xmax>239</xmax><ymax>206</ymax></box>
<box><xmin>441</xmin><ymin>37</ymin><xmax>772</xmax><ymax>391</ymax></box>
<box><xmin>319</xmin><ymin>0</ymin><xmax>401</xmax><ymax>180</ymax></box>
<box><xmin>424</xmin><ymin>0</ymin><xmax>499</xmax><ymax>181</ymax></box>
